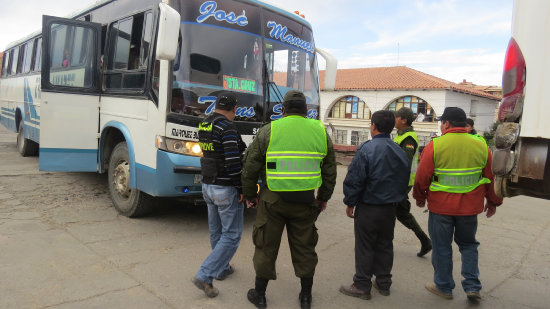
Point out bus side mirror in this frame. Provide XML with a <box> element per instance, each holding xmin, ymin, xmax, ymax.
<box><xmin>157</xmin><ymin>3</ymin><xmax>180</xmax><ymax>61</ymax></box>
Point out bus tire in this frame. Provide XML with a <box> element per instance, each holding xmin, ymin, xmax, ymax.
<box><xmin>17</xmin><ymin>122</ymin><xmax>38</xmax><ymax>157</ymax></box>
<box><xmin>108</xmin><ymin>142</ymin><xmax>153</xmax><ymax>217</ymax></box>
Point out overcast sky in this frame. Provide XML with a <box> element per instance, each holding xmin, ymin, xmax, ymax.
<box><xmin>0</xmin><ymin>0</ymin><xmax>513</xmax><ymax>85</ymax></box>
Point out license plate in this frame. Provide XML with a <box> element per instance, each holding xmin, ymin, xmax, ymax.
<box><xmin>194</xmin><ymin>174</ymin><xmax>203</xmax><ymax>184</ymax></box>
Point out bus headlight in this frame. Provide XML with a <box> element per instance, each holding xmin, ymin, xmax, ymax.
<box><xmin>156</xmin><ymin>136</ymin><xmax>203</xmax><ymax>157</ymax></box>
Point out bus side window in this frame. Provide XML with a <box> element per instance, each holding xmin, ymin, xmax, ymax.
<box><xmin>1</xmin><ymin>51</ymin><xmax>9</xmax><ymax>77</ymax></box>
<box><xmin>22</xmin><ymin>41</ymin><xmax>33</xmax><ymax>74</ymax></box>
<box><xmin>10</xmin><ymin>48</ymin><xmax>19</xmax><ymax>76</ymax></box>
<box><xmin>48</xmin><ymin>23</ymin><xmax>95</xmax><ymax>88</ymax></box>
<box><xmin>32</xmin><ymin>38</ymin><xmax>42</xmax><ymax>72</ymax></box>
<box><xmin>105</xmin><ymin>11</ymin><xmax>152</xmax><ymax>91</ymax></box>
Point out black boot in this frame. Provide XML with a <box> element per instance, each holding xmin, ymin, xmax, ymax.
<box><xmin>416</xmin><ymin>230</ymin><xmax>432</xmax><ymax>257</ymax></box>
<box><xmin>299</xmin><ymin>277</ymin><xmax>313</xmax><ymax>309</ymax></box>
<box><xmin>247</xmin><ymin>277</ymin><xmax>268</xmax><ymax>308</ymax></box>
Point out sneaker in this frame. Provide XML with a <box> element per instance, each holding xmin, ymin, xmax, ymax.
<box><xmin>425</xmin><ymin>282</ymin><xmax>452</xmax><ymax>299</ymax></box>
<box><xmin>192</xmin><ymin>277</ymin><xmax>219</xmax><ymax>298</ymax></box>
<box><xmin>215</xmin><ymin>265</ymin><xmax>234</xmax><ymax>281</ymax></box>
<box><xmin>247</xmin><ymin>288</ymin><xmax>267</xmax><ymax>308</ymax></box>
<box><xmin>339</xmin><ymin>284</ymin><xmax>371</xmax><ymax>300</ymax></box>
<box><xmin>372</xmin><ymin>280</ymin><xmax>390</xmax><ymax>296</ymax></box>
<box><xmin>466</xmin><ymin>291</ymin><xmax>481</xmax><ymax>301</ymax></box>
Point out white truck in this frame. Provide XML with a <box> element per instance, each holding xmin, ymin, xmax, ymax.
<box><xmin>492</xmin><ymin>0</ymin><xmax>550</xmax><ymax>200</ymax></box>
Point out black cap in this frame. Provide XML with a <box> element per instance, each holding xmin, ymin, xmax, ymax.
<box><xmin>283</xmin><ymin>90</ymin><xmax>307</xmax><ymax>108</ymax></box>
<box><xmin>435</xmin><ymin>107</ymin><xmax>467</xmax><ymax>124</ymax></box>
<box><xmin>215</xmin><ymin>92</ymin><xmax>237</xmax><ymax>109</ymax></box>
<box><xmin>394</xmin><ymin>107</ymin><xmax>416</xmax><ymax>123</ymax></box>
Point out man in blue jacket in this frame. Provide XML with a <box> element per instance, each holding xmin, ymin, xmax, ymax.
<box><xmin>340</xmin><ymin>110</ymin><xmax>410</xmax><ymax>300</ymax></box>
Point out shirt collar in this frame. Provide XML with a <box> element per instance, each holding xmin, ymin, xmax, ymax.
<box><xmin>373</xmin><ymin>133</ymin><xmax>391</xmax><ymax>139</ymax></box>
<box><xmin>397</xmin><ymin>126</ymin><xmax>414</xmax><ymax>135</ymax></box>
<box><xmin>443</xmin><ymin>127</ymin><xmax>468</xmax><ymax>135</ymax></box>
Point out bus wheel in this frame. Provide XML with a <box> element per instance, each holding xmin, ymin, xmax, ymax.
<box><xmin>17</xmin><ymin>122</ymin><xmax>38</xmax><ymax>157</ymax></box>
<box><xmin>108</xmin><ymin>142</ymin><xmax>153</xmax><ymax>217</ymax></box>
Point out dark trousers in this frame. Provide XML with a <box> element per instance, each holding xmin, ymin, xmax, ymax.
<box><xmin>353</xmin><ymin>204</ymin><xmax>397</xmax><ymax>291</ymax></box>
<box><xmin>395</xmin><ymin>196</ymin><xmax>423</xmax><ymax>233</ymax></box>
<box><xmin>395</xmin><ymin>187</ymin><xmax>423</xmax><ymax>234</ymax></box>
<box><xmin>252</xmin><ymin>189</ymin><xmax>319</xmax><ymax>280</ymax></box>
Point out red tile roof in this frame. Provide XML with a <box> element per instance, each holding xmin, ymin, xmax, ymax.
<box><xmin>319</xmin><ymin>66</ymin><xmax>501</xmax><ymax>100</ymax></box>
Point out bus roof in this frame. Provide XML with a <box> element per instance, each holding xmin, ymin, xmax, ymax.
<box><xmin>4</xmin><ymin>0</ymin><xmax>312</xmax><ymax>51</ymax></box>
<box><xmin>247</xmin><ymin>0</ymin><xmax>313</xmax><ymax>29</ymax></box>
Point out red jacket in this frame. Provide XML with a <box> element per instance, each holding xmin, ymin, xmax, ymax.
<box><xmin>413</xmin><ymin>127</ymin><xmax>503</xmax><ymax>216</ymax></box>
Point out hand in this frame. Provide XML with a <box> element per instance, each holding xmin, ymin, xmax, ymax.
<box><xmin>346</xmin><ymin>206</ymin><xmax>355</xmax><ymax>218</ymax></box>
<box><xmin>416</xmin><ymin>199</ymin><xmax>426</xmax><ymax>207</ymax></box>
<box><xmin>246</xmin><ymin>197</ymin><xmax>259</xmax><ymax>208</ymax></box>
<box><xmin>315</xmin><ymin>199</ymin><xmax>327</xmax><ymax>212</ymax></box>
<box><xmin>484</xmin><ymin>203</ymin><xmax>496</xmax><ymax>218</ymax></box>
<box><xmin>238</xmin><ymin>194</ymin><xmax>244</xmax><ymax>204</ymax></box>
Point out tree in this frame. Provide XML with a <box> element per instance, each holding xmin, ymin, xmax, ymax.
<box><xmin>483</xmin><ymin>121</ymin><xmax>499</xmax><ymax>148</ymax></box>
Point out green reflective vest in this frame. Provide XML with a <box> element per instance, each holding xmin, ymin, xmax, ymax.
<box><xmin>430</xmin><ymin>133</ymin><xmax>491</xmax><ymax>193</ymax></box>
<box><xmin>266</xmin><ymin>115</ymin><xmax>327</xmax><ymax>191</ymax></box>
<box><xmin>394</xmin><ymin>130</ymin><xmax>419</xmax><ymax>186</ymax></box>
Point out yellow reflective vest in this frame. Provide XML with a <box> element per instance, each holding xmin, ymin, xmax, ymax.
<box><xmin>430</xmin><ymin>132</ymin><xmax>491</xmax><ymax>193</ymax></box>
<box><xmin>394</xmin><ymin>130</ymin><xmax>419</xmax><ymax>186</ymax></box>
<box><xmin>266</xmin><ymin>115</ymin><xmax>327</xmax><ymax>191</ymax></box>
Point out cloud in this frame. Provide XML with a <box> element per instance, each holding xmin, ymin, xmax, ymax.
<box><xmin>0</xmin><ymin>0</ymin><xmax>92</xmax><ymax>50</ymax></box>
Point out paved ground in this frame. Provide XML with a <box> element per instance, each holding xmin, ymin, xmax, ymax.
<box><xmin>1</xmin><ymin>124</ymin><xmax>550</xmax><ymax>309</ymax></box>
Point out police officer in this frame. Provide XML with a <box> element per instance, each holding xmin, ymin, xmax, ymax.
<box><xmin>393</xmin><ymin>107</ymin><xmax>432</xmax><ymax>257</ymax></box>
<box><xmin>241</xmin><ymin>90</ymin><xmax>337</xmax><ymax>309</ymax></box>
<box><xmin>466</xmin><ymin>118</ymin><xmax>487</xmax><ymax>143</ymax></box>
<box><xmin>413</xmin><ymin>107</ymin><xmax>502</xmax><ymax>300</ymax></box>
<box><xmin>192</xmin><ymin>92</ymin><xmax>247</xmax><ymax>298</ymax></box>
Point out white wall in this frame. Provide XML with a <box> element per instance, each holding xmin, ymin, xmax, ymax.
<box><xmin>444</xmin><ymin>91</ymin><xmax>499</xmax><ymax>133</ymax></box>
<box><xmin>320</xmin><ymin>89</ymin><xmax>499</xmax><ymax>146</ymax></box>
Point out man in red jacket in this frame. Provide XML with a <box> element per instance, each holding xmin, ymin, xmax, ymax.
<box><xmin>413</xmin><ymin>107</ymin><xmax>503</xmax><ymax>301</ymax></box>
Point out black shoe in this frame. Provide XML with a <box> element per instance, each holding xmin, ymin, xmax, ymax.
<box><xmin>417</xmin><ymin>242</ymin><xmax>432</xmax><ymax>257</ymax></box>
<box><xmin>299</xmin><ymin>292</ymin><xmax>312</xmax><ymax>309</ymax></box>
<box><xmin>247</xmin><ymin>288</ymin><xmax>267</xmax><ymax>308</ymax></box>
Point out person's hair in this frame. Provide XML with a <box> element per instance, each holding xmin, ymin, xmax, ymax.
<box><xmin>466</xmin><ymin>118</ymin><xmax>474</xmax><ymax>127</ymax></box>
<box><xmin>283</xmin><ymin>100</ymin><xmax>307</xmax><ymax>115</ymax></box>
<box><xmin>371</xmin><ymin>110</ymin><xmax>395</xmax><ymax>134</ymax></box>
<box><xmin>448</xmin><ymin>120</ymin><xmax>466</xmax><ymax>128</ymax></box>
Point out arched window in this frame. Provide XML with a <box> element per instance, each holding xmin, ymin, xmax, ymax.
<box><xmin>387</xmin><ymin>96</ymin><xmax>436</xmax><ymax>122</ymax></box>
<box><xmin>328</xmin><ymin>96</ymin><xmax>371</xmax><ymax>119</ymax></box>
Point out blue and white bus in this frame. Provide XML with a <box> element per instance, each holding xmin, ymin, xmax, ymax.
<box><xmin>0</xmin><ymin>0</ymin><xmax>336</xmax><ymax>216</ymax></box>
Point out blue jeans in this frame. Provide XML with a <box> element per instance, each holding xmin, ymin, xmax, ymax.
<box><xmin>428</xmin><ymin>212</ymin><xmax>481</xmax><ymax>295</ymax></box>
<box><xmin>196</xmin><ymin>184</ymin><xmax>243</xmax><ymax>284</ymax></box>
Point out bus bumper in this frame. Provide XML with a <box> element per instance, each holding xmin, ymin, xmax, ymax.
<box><xmin>136</xmin><ymin>150</ymin><xmax>202</xmax><ymax>197</ymax></box>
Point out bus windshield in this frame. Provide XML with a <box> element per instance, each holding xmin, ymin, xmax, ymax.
<box><xmin>170</xmin><ymin>0</ymin><xmax>320</xmax><ymax>122</ymax></box>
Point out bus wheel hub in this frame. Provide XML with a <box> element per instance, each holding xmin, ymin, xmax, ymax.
<box><xmin>113</xmin><ymin>162</ymin><xmax>130</xmax><ymax>198</ymax></box>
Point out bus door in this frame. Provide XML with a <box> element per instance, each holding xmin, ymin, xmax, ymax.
<box><xmin>40</xmin><ymin>16</ymin><xmax>102</xmax><ymax>172</ymax></box>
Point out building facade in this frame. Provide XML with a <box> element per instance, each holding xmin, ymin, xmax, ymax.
<box><xmin>319</xmin><ymin>67</ymin><xmax>501</xmax><ymax>149</ymax></box>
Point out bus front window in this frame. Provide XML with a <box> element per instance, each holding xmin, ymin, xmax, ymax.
<box><xmin>265</xmin><ymin>41</ymin><xmax>320</xmax><ymax>108</ymax></box>
<box><xmin>171</xmin><ymin>23</ymin><xmax>263</xmax><ymax>122</ymax></box>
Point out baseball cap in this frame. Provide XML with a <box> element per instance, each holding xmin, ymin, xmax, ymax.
<box><xmin>216</xmin><ymin>92</ymin><xmax>237</xmax><ymax>109</ymax></box>
<box><xmin>283</xmin><ymin>90</ymin><xmax>306</xmax><ymax>107</ymax></box>
<box><xmin>435</xmin><ymin>107</ymin><xmax>467</xmax><ymax>123</ymax></box>
<box><xmin>394</xmin><ymin>107</ymin><xmax>416</xmax><ymax>123</ymax></box>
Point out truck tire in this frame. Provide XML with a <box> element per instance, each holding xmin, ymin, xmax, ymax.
<box><xmin>17</xmin><ymin>122</ymin><xmax>38</xmax><ymax>157</ymax></box>
<box><xmin>108</xmin><ymin>142</ymin><xmax>153</xmax><ymax>217</ymax></box>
